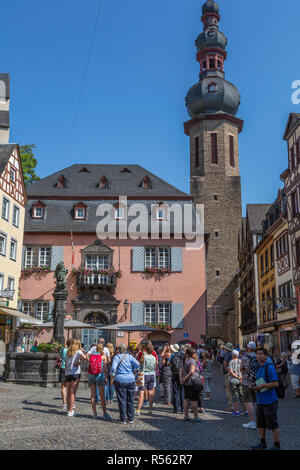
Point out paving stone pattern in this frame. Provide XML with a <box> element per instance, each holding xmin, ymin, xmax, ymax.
<box><xmin>0</xmin><ymin>367</ymin><xmax>299</xmax><ymax>450</ymax></box>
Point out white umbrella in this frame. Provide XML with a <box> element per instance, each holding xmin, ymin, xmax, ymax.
<box><xmin>42</xmin><ymin>319</ymin><xmax>97</xmax><ymax>339</ymax></box>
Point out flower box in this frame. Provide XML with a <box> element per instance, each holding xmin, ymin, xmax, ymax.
<box><xmin>71</xmin><ymin>267</ymin><xmax>121</xmax><ymax>278</ymax></box>
<box><xmin>145</xmin><ymin>322</ymin><xmax>172</xmax><ymax>331</ymax></box>
<box><xmin>145</xmin><ymin>267</ymin><xmax>171</xmax><ymax>275</ymax></box>
<box><xmin>22</xmin><ymin>266</ymin><xmax>51</xmax><ymax>277</ymax></box>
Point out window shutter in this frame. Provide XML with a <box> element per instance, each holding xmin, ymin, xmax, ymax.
<box><xmin>229</xmin><ymin>135</ymin><xmax>235</xmax><ymax>167</ymax></box>
<box><xmin>211</xmin><ymin>133</ymin><xmax>218</xmax><ymax>164</ymax></box>
<box><xmin>171</xmin><ymin>247</ymin><xmax>183</xmax><ymax>272</ymax></box>
<box><xmin>132</xmin><ymin>247</ymin><xmax>145</xmax><ymax>272</ymax></box>
<box><xmin>171</xmin><ymin>303</ymin><xmax>184</xmax><ymax>329</ymax></box>
<box><xmin>50</xmin><ymin>246</ymin><xmax>64</xmax><ymax>271</ymax></box>
<box><xmin>131</xmin><ymin>303</ymin><xmax>144</xmax><ymax>324</ymax></box>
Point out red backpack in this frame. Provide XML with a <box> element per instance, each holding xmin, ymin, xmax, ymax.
<box><xmin>88</xmin><ymin>354</ymin><xmax>103</xmax><ymax>375</ymax></box>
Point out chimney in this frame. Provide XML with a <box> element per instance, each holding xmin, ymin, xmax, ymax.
<box><xmin>0</xmin><ymin>73</ymin><xmax>10</xmax><ymax>143</ymax></box>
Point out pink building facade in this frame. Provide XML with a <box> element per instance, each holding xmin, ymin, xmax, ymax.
<box><xmin>20</xmin><ymin>164</ymin><xmax>207</xmax><ymax>349</ymax></box>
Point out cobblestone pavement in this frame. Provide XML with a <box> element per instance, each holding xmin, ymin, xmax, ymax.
<box><xmin>0</xmin><ymin>367</ymin><xmax>299</xmax><ymax>450</ymax></box>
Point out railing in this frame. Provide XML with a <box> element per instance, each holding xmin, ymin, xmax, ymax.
<box><xmin>77</xmin><ymin>272</ymin><xmax>117</xmax><ymax>289</ymax></box>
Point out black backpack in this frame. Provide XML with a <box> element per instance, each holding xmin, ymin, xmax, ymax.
<box><xmin>171</xmin><ymin>352</ymin><xmax>184</xmax><ymax>375</ymax></box>
<box><xmin>265</xmin><ymin>363</ymin><xmax>285</xmax><ymax>399</ymax></box>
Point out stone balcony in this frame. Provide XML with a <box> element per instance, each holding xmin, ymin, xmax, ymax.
<box><xmin>76</xmin><ymin>272</ymin><xmax>117</xmax><ymax>290</ymax></box>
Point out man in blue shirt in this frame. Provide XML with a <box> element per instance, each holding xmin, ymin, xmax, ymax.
<box><xmin>251</xmin><ymin>348</ymin><xmax>280</xmax><ymax>450</ymax></box>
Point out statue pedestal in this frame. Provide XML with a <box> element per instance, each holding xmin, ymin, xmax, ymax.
<box><xmin>53</xmin><ymin>289</ymin><xmax>68</xmax><ymax>345</ymax></box>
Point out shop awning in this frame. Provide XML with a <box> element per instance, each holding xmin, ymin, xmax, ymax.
<box><xmin>0</xmin><ymin>307</ymin><xmax>40</xmax><ymax>324</ymax></box>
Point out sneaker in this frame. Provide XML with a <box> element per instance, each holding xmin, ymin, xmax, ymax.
<box><xmin>61</xmin><ymin>404</ymin><xmax>67</xmax><ymax>410</ymax></box>
<box><xmin>119</xmin><ymin>421</ymin><xmax>127</xmax><ymax>425</ymax></box>
<box><xmin>128</xmin><ymin>420</ymin><xmax>134</xmax><ymax>424</ymax></box>
<box><xmin>231</xmin><ymin>411</ymin><xmax>241</xmax><ymax>416</ymax></box>
<box><xmin>136</xmin><ymin>410</ymin><xmax>141</xmax><ymax>416</ymax></box>
<box><xmin>252</xmin><ymin>442</ymin><xmax>267</xmax><ymax>450</ymax></box>
<box><xmin>184</xmin><ymin>417</ymin><xmax>190</xmax><ymax>421</ymax></box>
<box><xmin>266</xmin><ymin>446</ymin><xmax>281</xmax><ymax>451</ymax></box>
<box><xmin>73</xmin><ymin>404</ymin><xmax>76</xmax><ymax>410</ymax></box>
<box><xmin>103</xmin><ymin>413</ymin><xmax>112</xmax><ymax>421</ymax></box>
<box><xmin>93</xmin><ymin>414</ymin><xmax>98</xmax><ymax>420</ymax></box>
<box><xmin>67</xmin><ymin>411</ymin><xmax>77</xmax><ymax>417</ymax></box>
<box><xmin>193</xmin><ymin>417</ymin><xmax>203</xmax><ymax>423</ymax></box>
<box><xmin>243</xmin><ymin>422</ymin><xmax>256</xmax><ymax>429</ymax></box>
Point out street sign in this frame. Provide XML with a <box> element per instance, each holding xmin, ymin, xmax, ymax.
<box><xmin>183</xmin><ymin>332</ymin><xmax>189</xmax><ymax>339</ymax></box>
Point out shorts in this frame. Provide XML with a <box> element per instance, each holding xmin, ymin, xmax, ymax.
<box><xmin>88</xmin><ymin>372</ymin><xmax>105</xmax><ymax>386</ymax></box>
<box><xmin>140</xmin><ymin>374</ymin><xmax>155</xmax><ymax>391</ymax></box>
<box><xmin>256</xmin><ymin>401</ymin><xmax>279</xmax><ymax>430</ymax></box>
<box><xmin>65</xmin><ymin>374</ymin><xmax>81</xmax><ymax>383</ymax></box>
<box><xmin>59</xmin><ymin>368</ymin><xmax>66</xmax><ymax>383</ymax></box>
<box><xmin>291</xmin><ymin>374</ymin><xmax>300</xmax><ymax>390</ymax></box>
<box><xmin>242</xmin><ymin>384</ymin><xmax>257</xmax><ymax>403</ymax></box>
<box><xmin>183</xmin><ymin>385</ymin><xmax>200</xmax><ymax>402</ymax></box>
<box><xmin>230</xmin><ymin>382</ymin><xmax>244</xmax><ymax>403</ymax></box>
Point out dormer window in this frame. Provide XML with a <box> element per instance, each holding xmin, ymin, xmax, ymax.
<box><xmin>142</xmin><ymin>176</ymin><xmax>151</xmax><ymax>189</ymax></box>
<box><xmin>79</xmin><ymin>167</ymin><xmax>90</xmax><ymax>173</ymax></box>
<box><xmin>208</xmin><ymin>82</ymin><xmax>217</xmax><ymax>92</ymax></box>
<box><xmin>32</xmin><ymin>201</ymin><xmax>46</xmax><ymax>219</ymax></box>
<box><xmin>120</xmin><ymin>167</ymin><xmax>132</xmax><ymax>173</ymax></box>
<box><xmin>73</xmin><ymin>203</ymin><xmax>87</xmax><ymax>220</ymax></box>
<box><xmin>57</xmin><ymin>175</ymin><xmax>66</xmax><ymax>188</ymax></box>
<box><xmin>114</xmin><ymin>202</ymin><xmax>126</xmax><ymax>220</ymax></box>
<box><xmin>99</xmin><ymin>176</ymin><xmax>109</xmax><ymax>189</ymax></box>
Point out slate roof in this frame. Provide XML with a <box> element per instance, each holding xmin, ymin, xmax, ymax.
<box><xmin>0</xmin><ymin>144</ymin><xmax>17</xmax><ymax>175</ymax></box>
<box><xmin>25</xmin><ymin>199</ymin><xmax>198</xmax><ymax>234</ymax></box>
<box><xmin>246</xmin><ymin>204</ymin><xmax>271</xmax><ymax>233</ymax></box>
<box><xmin>26</xmin><ymin>164</ymin><xmax>190</xmax><ymax>199</ymax></box>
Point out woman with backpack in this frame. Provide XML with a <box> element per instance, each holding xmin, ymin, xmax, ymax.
<box><xmin>65</xmin><ymin>339</ymin><xmax>86</xmax><ymax>417</ymax></box>
<box><xmin>88</xmin><ymin>343</ymin><xmax>112</xmax><ymax>421</ymax></box>
<box><xmin>179</xmin><ymin>347</ymin><xmax>203</xmax><ymax>422</ymax></box>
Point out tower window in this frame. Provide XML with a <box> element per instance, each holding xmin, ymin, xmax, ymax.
<box><xmin>214</xmin><ymin>195</ymin><xmax>218</xmax><ymax>201</ymax></box>
<box><xmin>216</xmin><ymin>270</ymin><xmax>220</xmax><ymax>277</ymax></box>
<box><xmin>229</xmin><ymin>135</ymin><xmax>235</xmax><ymax>167</ymax></box>
<box><xmin>194</xmin><ymin>136</ymin><xmax>200</xmax><ymax>167</ymax></box>
<box><xmin>208</xmin><ymin>82</ymin><xmax>217</xmax><ymax>92</ymax></box>
<box><xmin>215</xmin><ymin>232</ymin><xmax>219</xmax><ymax>238</ymax></box>
<box><xmin>211</xmin><ymin>133</ymin><xmax>218</xmax><ymax>164</ymax></box>
<box><xmin>209</xmin><ymin>58</ymin><xmax>215</xmax><ymax>69</ymax></box>
<box><xmin>202</xmin><ymin>60</ymin><xmax>206</xmax><ymax>71</ymax></box>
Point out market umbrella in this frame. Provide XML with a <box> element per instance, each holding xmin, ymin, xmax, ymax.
<box><xmin>42</xmin><ymin>319</ymin><xmax>97</xmax><ymax>339</ymax></box>
<box><xmin>100</xmin><ymin>322</ymin><xmax>159</xmax><ymax>344</ymax></box>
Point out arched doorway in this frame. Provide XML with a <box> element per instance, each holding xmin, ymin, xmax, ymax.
<box><xmin>148</xmin><ymin>331</ymin><xmax>171</xmax><ymax>351</ymax></box>
<box><xmin>206</xmin><ymin>337</ymin><xmax>226</xmax><ymax>350</ymax></box>
<box><xmin>81</xmin><ymin>311</ymin><xmax>110</xmax><ymax>350</ymax></box>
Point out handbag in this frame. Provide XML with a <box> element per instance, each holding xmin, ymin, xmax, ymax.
<box><xmin>191</xmin><ymin>363</ymin><xmax>204</xmax><ymax>392</ymax></box>
<box><xmin>136</xmin><ymin>355</ymin><xmax>146</xmax><ymax>388</ymax></box>
<box><xmin>55</xmin><ymin>356</ymin><xmax>63</xmax><ymax>370</ymax></box>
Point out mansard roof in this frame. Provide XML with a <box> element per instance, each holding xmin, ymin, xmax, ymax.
<box><xmin>26</xmin><ymin>164</ymin><xmax>190</xmax><ymax>199</ymax></box>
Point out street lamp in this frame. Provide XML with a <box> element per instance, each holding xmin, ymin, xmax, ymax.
<box><xmin>124</xmin><ymin>299</ymin><xmax>129</xmax><ymax>320</ymax></box>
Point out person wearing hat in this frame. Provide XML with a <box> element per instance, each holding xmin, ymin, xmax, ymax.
<box><xmin>240</xmin><ymin>341</ymin><xmax>258</xmax><ymax>429</ymax></box>
<box><xmin>127</xmin><ymin>341</ymin><xmax>137</xmax><ymax>356</ymax></box>
<box><xmin>167</xmin><ymin>344</ymin><xmax>185</xmax><ymax>413</ymax></box>
<box><xmin>223</xmin><ymin>342</ymin><xmax>235</xmax><ymax>412</ymax></box>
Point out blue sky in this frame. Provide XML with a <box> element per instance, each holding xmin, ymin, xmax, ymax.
<box><xmin>3</xmin><ymin>0</ymin><xmax>300</xmax><ymax>214</ymax></box>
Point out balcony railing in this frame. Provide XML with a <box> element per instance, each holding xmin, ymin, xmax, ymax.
<box><xmin>76</xmin><ymin>272</ymin><xmax>117</xmax><ymax>289</ymax></box>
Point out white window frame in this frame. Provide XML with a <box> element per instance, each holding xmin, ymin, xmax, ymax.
<box><xmin>9</xmin><ymin>238</ymin><xmax>17</xmax><ymax>261</ymax></box>
<box><xmin>35</xmin><ymin>302</ymin><xmax>49</xmax><ymax>322</ymax></box>
<box><xmin>0</xmin><ymin>274</ymin><xmax>4</xmax><ymax>293</ymax></box>
<box><xmin>38</xmin><ymin>247</ymin><xmax>51</xmax><ymax>267</ymax></box>
<box><xmin>33</xmin><ymin>207</ymin><xmax>44</xmax><ymax>219</ymax></box>
<box><xmin>22</xmin><ymin>301</ymin><xmax>34</xmax><ymax>316</ymax></box>
<box><xmin>7</xmin><ymin>277</ymin><xmax>15</xmax><ymax>293</ymax></box>
<box><xmin>10</xmin><ymin>168</ymin><xmax>16</xmax><ymax>183</ymax></box>
<box><xmin>0</xmin><ymin>231</ymin><xmax>7</xmax><ymax>256</ymax></box>
<box><xmin>13</xmin><ymin>205</ymin><xmax>20</xmax><ymax>227</ymax></box>
<box><xmin>75</xmin><ymin>207</ymin><xmax>86</xmax><ymax>219</ymax></box>
<box><xmin>144</xmin><ymin>302</ymin><xmax>171</xmax><ymax>325</ymax></box>
<box><xmin>156</xmin><ymin>208</ymin><xmax>166</xmax><ymax>220</ymax></box>
<box><xmin>145</xmin><ymin>247</ymin><xmax>170</xmax><ymax>269</ymax></box>
<box><xmin>85</xmin><ymin>255</ymin><xmax>109</xmax><ymax>270</ymax></box>
<box><xmin>2</xmin><ymin>197</ymin><xmax>10</xmax><ymax>221</ymax></box>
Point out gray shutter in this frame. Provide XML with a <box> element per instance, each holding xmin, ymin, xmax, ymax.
<box><xmin>171</xmin><ymin>247</ymin><xmax>183</xmax><ymax>272</ymax></box>
<box><xmin>51</xmin><ymin>246</ymin><xmax>64</xmax><ymax>271</ymax></box>
<box><xmin>48</xmin><ymin>301</ymin><xmax>54</xmax><ymax>322</ymax></box>
<box><xmin>21</xmin><ymin>246</ymin><xmax>26</xmax><ymax>270</ymax></box>
<box><xmin>132</xmin><ymin>247</ymin><xmax>145</xmax><ymax>272</ymax></box>
<box><xmin>131</xmin><ymin>303</ymin><xmax>144</xmax><ymax>324</ymax></box>
<box><xmin>171</xmin><ymin>303</ymin><xmax>184</xmax><ymax>329</ymax></box>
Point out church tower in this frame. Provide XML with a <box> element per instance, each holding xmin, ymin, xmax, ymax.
<box><xmin>184</xmin><ymin>0</ymin><xmax>243</xmax><ymax>344</ymax></box>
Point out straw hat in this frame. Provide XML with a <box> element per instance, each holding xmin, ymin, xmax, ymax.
<box><xmin>171</xmin><ymin>344</ymin><xmax>180</xmax><ymax>353</ymax></box>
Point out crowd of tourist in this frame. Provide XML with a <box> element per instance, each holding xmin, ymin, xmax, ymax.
<box><xmin>55</xmin><ymin>336</ymin><xmax>300</xmax><ymax>450</ymax></box>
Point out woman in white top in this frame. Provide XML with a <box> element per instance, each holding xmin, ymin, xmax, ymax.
<box><xmin>65</xmin><ymin>339</ymin><xmax>87</xmax><ymax>417</ymax></box>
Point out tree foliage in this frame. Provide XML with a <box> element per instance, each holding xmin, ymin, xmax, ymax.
<box><xmin>19</xmin><ymin>144</ymin><xmax>40</xmax><ymax>185</ymax></box>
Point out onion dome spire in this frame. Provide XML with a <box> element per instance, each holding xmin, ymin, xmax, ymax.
<box><xmin>185</xmin><ymin>0</ymin><xmax>240</xmax><ymax>118</ymax></box>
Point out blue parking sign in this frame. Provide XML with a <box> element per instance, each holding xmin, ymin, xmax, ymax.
<box><xmin>183</xmin><ymin>333</ymin><xmax>189</xmax><ymax>339</ymax></box>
